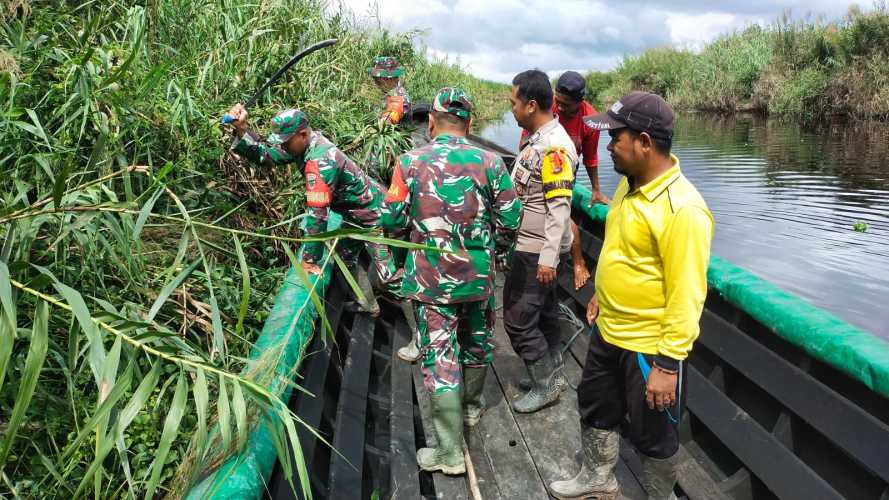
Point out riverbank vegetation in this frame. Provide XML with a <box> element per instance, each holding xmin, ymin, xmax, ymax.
<box><xmin>0</xmin><ymin>0</ymin><xmax>507</xmax><ymax>497</ymax></box>
<box><xmin>585</xmin><ymin>5</ymin><xmax>889</xmax><ymax>122</ymax></box>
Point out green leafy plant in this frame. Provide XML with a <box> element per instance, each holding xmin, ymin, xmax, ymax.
<box><xmin>587</xmin><ymin>4</ymin><xmax>889</xmax><ymax>121</ymax></box>
<box><xmin>0</xmin><ymin>0</ymin><xmax>507</xmax><ymax>498</ymax></box>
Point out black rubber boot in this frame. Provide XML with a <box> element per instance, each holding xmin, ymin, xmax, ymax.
<box><xmin>519</xmin><ymin>345</ymin><xmax>567</xmax><ymax>392</ymax></box>
<box><xmin>549</xmin><ymin>426</ymin><xmax>620</xmax><ymax>499</ymax></box>
<box><xmin>512</xmin><ymin>353</ymin><xmax>561</xmax><ymax>413</ymax></box>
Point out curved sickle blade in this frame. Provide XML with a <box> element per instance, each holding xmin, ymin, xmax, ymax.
<box><xmin>243</xmin><ymin>38</ymin><xmax>339</xmax><ymax>108</ymax></box>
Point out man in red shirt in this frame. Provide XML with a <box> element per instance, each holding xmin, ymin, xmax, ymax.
<box><xmin>553</xmin><ymin>71</ymin><xmax>609</xmax><ymax>205</ymax></box>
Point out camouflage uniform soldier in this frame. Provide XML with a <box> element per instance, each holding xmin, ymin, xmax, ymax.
<box><xmin>368</xmin><ymin>55</ymin><xmax>420</xmax><ymax>361</ymax></box>
<box><xmin>369</xmin><ymin>56</ymin><xmax>411</xmax><ymax>124</ymax></box>
<box><xmin>382</xmin><ymin>88</ymin><xmax>521</xmax><ymax>475</ymax></box>
<box><xmin>226</xmin><ymin>104</ymin><xmax>386</xmax><ymax>314</ymax></box>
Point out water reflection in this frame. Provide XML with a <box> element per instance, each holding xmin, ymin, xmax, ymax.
<box><xmin>480</xmin><ymin>111</ymin><xmax>889</xmax><ymax>337</ymax></box>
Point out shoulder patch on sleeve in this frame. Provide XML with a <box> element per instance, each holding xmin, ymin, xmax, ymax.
<box><xmin>541</xmin><ymin>146</ymin><xmax>574</xmax><ymax>199</ymax></box>
<box><xmin>384</xmin><ymin>164</ymin><xmax>409</xmax><ymax>203</ymax></box>
<box><xmin>383</xmin><ymin>95</ymin><xmax>405</xmax><ymax>124</ymax></box>
<box><xmin>305</xmin><ymin>160</ymin><xmax>332</xmax><ymax>208</ymax></box>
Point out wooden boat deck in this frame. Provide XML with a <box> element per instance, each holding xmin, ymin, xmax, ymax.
<box><xmin>268</xmin><ymin>223</ymin><xmax>889</xmax><ymax>499</ymax></box>
<box><xmin>383</xmin><ymin>269</ymin><xmax>736</xmax><ymax>500</ymax></box>
<box><xmin>387</xmin><ymin>275</ymin><xmax>645</xmax><ymax>499</ymax></box>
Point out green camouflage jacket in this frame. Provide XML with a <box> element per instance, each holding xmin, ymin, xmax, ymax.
<box><xmin>233</xmin><ymin>130</ymin><xmax>384</xmax><ymax>263</ymax></box>
<box><xmin>381</xmin><ymin>134</ymin><xmax>521</xmax><ymax>304</ymax></box>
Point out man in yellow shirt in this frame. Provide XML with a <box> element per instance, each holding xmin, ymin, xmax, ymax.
<box><xmin>549</xmin><ymin>92</ymin><xmax>713</xmax><ymax>500</ymax></box>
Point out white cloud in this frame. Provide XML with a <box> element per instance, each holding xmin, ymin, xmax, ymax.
<box><xmin>326</xmin><ymin>0</ymin><xmax>867</xmax><ymax>83</ymax></box>
<box><xmin>666</xmin><ymin>12</ymin><xmax>762</xmax><ymax>50</ymax></box>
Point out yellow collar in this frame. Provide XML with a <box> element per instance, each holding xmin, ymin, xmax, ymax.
<box><xmin>637</xmin><ymin>154</ymin><xmax>681</xmax><ymax>202</ymax></box>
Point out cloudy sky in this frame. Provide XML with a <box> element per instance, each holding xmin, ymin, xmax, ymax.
<box><xmin>328</xmin><ymin>0</ymin><xmax>867</xmax><ymax>82</ymax></box>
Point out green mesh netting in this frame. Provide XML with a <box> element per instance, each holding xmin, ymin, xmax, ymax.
<box><xmin>185</xmin><ymin>214</ymin><xmax>342</xmax><ymax>499</ymax></box>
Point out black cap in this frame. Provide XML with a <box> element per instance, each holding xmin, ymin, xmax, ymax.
<box><xmin>555</xmin><ymin>71</ymin><xmax>586</xmax><ymax>101</ymax></box>
<box><xmin>582</xmin><ymin>91</ymin><xmax>675</xmax><ymax>140</ymax></box>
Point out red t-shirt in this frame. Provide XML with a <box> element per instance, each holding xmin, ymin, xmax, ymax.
<box><xmin>520</xmin><ymin>101</ymin><xmax>600</xmax><ymax>169</ymax></box>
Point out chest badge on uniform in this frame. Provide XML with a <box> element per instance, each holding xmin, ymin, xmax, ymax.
<box><xmin>521</xmin><ymin>148</ymin><xmax>534</xmax><ymax>162</ymax></box>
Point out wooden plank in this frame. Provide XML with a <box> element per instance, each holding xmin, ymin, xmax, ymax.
<box><xmin>489</xmin><ymin>322</ymin><xmax>647</xmax><ymax>500</ymax></box>
<box><xmin>699</xmin><ymin>310</ymin><xmax>889</xmax><ymax>482</ymax></box>
<box><xmin>389</xmin><ymin>318</ymin><xmax>422</xmax><ymax>500</ymax></box>
<box><xmin>686</xmin><ymin>364</ymin><xmax>844</xmax><ymax>500</ymax></box>
<box><xmin>464</xmin><ymin>420</ymin><xmax>505</xmax><ymax>500</ymax></box>
<box><xmin>471</xmin><ymin>364</ymin><xmax>546</xmax><ymax>499</ymax></box>
<box><xmin>411</xmin><ymin>363</ymin><xmax>470</xmax><ymax>499</ymax></box>
<box><xmin>328</xmin><ymin>313</ymin><xmax>376</xmax><ymax>499</ymax></box>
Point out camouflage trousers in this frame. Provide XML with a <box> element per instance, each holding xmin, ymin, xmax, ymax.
<box><xmin>367</xmin><ymin>242</ymin><xmax>405</xmax><ymax>298</ymax></box>
<box><xmin>415</xmin><ymin>296</ymin><xmax>496</xmax><ymax>394</ymax></box>
<box><xmin>334</xmin><ymin>238</ymin><xmax>401</xmax><ymax>299</ymax></box>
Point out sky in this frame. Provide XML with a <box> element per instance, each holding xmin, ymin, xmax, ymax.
<box><xmin>328</xmin><ymin>0</ymin><xmax>869</xmax><ymax>82</ymax></box>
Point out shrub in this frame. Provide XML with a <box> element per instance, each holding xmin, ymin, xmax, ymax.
<box><xmin>0</xmin><ymin>1</ymin><xmax>507</xmax><ymax>497</ymax></box>
<box><xmin>583</xmin><ymin>71</ymin><xmax>614</xmax><ymax>108</ymax></box>
<box><xmin>591</xmin><ymin>6</ymin><xmax>889</xmax><ymax>121</ymax></box>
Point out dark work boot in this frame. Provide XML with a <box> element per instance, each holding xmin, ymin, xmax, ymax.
<box><xmin>641</xmin><ymin>453</ymin><xmax>680</xmax><ymax>500</ymax></box>
<box><xmin>549</xmin><ymin>426</ymin><xmax>620</xmax><ymax>499</ymax></box>
<box><xmin>512</xmin><ymin>353</ymin><xmax>561</xmax><ymax>413</ymax></box>
<box><xmin>519</xmin><ymin>345</ymin><xmax>567</xmax><ymax>392</ymax></box>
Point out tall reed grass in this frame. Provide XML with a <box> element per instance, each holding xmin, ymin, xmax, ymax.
<box><xmin>0</xmin><ymin>0</ymin><xmax>507</xmax><ymax>497</ymax></box>
<box><xmin>585</xmin><ymin>4</ymin><xmax>889</xmax><ymax>122</ymax></box>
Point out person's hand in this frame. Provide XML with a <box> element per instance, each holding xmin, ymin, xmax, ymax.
<box><xmin>586</xmin><ymin>293</ymin><xmax>599</xmax><ymax>325</ymax></box>
<box><xmin>536</xmin><ymin>264</ymin><xmax>556</xmax><ymax>285</ymax></box>
<box><xmin>645</xmin><ymin>368</ymin><xmax>678</xmax><ymax>411</ymax></box>
<box><xmin>495</xmin><ymin>250</ymin><xmax>511</xmax><ymax>272</ymax></box>
<box><xmin>589</xmin><ymin>190</ymin><xmax>610</xmax><ymax>206</ymax></box>
<box><xmin>227</xmin><ymin>103</ymin><xmax>248</xmax><ymax>134</ymax></box>
<box><xmin>301</xmin><ymin>261</ymin><xmax>322</xmax><ymax>275</ymax></box>
<box><xmin>574</xmin><ymin>261</ymin><xmax>590</xmax><ymax>290</ymax></box>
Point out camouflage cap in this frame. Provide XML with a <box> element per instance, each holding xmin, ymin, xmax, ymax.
<box><xmin>432</xmin><ymin>87</ymin><xmax>472</xmax><ymax>119</ymax></box>
<box><xmin>267</xmin><ymin>108</ymin><xmax>310</xmax><ymax>145</ymax></box>
<box><xmin>368</xmin><ymin>56</ymin><xmax>403</xmax><ymax>78</ymax></box>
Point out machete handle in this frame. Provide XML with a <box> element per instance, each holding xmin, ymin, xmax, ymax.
<box><xmin>221</xmin><ymin>114</ymin><xmax>235</xmax><ymax>125</ymax></box>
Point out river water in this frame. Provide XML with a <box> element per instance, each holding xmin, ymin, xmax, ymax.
<box><xmin>479</xmin><ymin>111</ymin><xmax>889</xmax><ymax>337</ymax></box>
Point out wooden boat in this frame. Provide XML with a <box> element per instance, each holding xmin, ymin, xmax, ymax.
<box><xmin>186</xmin><ymin>115</ymin><xmax>889</xmax><ymax>500</ymax></box>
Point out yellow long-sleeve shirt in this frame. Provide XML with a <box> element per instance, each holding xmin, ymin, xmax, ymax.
<box><xmin>595</xmin><ymin>156</ymin><xmax>714</xmax><ymax>364</ymax></box>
